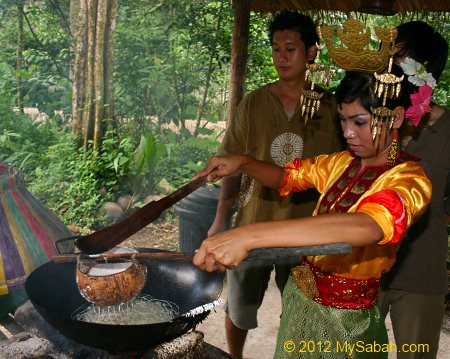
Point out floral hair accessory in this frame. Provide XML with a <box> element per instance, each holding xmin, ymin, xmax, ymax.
<box><xmin>399</xmin><ymin>57</ymin><xmax>436</xmax><ymax>126</ymax></box>
<box><xmin>405</xmin><ymin>85</ymin><xmax>433</xmax><ymax>126</ymax></box>
<box><xmin>399</xmin><ymin>57</ymin><xmax>437</xmax><ymax>88</ymax></box>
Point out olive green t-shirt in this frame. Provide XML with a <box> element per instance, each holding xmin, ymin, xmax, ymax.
<box><xmin>220</xmin><ymin>83</ymin><xmax>345</xmax><ymax>226</ymax></box>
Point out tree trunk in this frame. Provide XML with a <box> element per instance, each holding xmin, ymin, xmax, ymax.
<box><xmin>69</xmin><ymin>0</ymin><xmax>79</xmax><ymax>40</ymax></box>
<box><xmin>71</xmin><ymin>0</ymin><xmax>117</xmax><ymax>151</ymax></box>
<box><xmin>71</xmin><ymin>0</ymin><xmax>87</xmax><ymax>138</ymax></box>
<box><xmin>69</xmin><ymin>0</ymin><xmax>79</xmax><ymax>81</ymax></box>
<box><xmin>104</xmin><ymin>0</ymin><xmax>118</xmax><ymax>129</ymax></box>
<box><xmin>93</xmin><ymin>0</ymin><xmax>106</xmax><ymax>150</ymax></box>
<box><xmin>83</xmin><ymin>0</ymin><xmax>97</xmax><ymax>149</ymax></box>
<box><xmin>16</xmin><ymin>5</ymin><xmax>24</xmax><ymax>113</ymax></box>
<box><xmin>171</xmin><ymin>62</ymin><xmax>185</xmax><ymax>129</ymax></box>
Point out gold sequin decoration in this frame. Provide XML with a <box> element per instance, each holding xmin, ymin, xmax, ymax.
<box><xmin>319</xmin><ymin>205</ymin><xmax>328</xmax><ymax>214</ymax></box>
<box><xmin>339</xmin><ymin>197</ymin><xmax>354</xmax><ymax>208</ymax></box>
<box><xmin>291</xmin><ymin>265</ymin><xmax>319</xmax><ymax>299</ymax></box>
<box><xmin>348</xmin><ymin>166</ymin><xmax>359</xmax><ymax>177</ymax></box>
<box><xmin>362</xmin><ymin>169</ymin><xmax>377</xmax><ymax>179</ymax></box>
<box><xmin>238</xmin><ymin>174</ymin><xmax>254</xmax><ymax>207</ymax></box>
<box><xmin>327</xmin><ymin>191</ymin><xmax>337</xmax><ymax>202</ymax></box>
<box><xmin>337</xmin><ymin>178</ymin><xmax>350</xmax><ymax>189</ymax></box>
<box><xmin>350</xmin><ymin>183</ymin><xmax>366</xmax><ymax>194</ymax></box>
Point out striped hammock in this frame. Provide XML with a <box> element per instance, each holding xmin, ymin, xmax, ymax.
<box><xmin>0</xmin><ymin>163</ymin><xmax>72</xmax><ymax>320</ymax></box>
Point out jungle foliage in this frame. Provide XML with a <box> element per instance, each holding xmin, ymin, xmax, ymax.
<box><xmin>0</xmin><ymin>1</ymin><xmax>448</xmax><ymax>229</ymax></box>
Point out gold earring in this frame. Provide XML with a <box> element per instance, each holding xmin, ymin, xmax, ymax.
<box><xmin>387</xmin><ymin>129</ymin><xmax>399</xmax><ymax>166</ymax></box>
<box><xmin>299</xmin><ymin>27</ymin><xmax>333</xmax><ymax>123</ymax></box>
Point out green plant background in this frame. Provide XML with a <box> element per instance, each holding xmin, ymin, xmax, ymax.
<box><xmin>0</xmin><ymin>3</ymin><xmax>448</xmax><ymax>235</ymax></box>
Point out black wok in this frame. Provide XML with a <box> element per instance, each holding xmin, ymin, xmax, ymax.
<box><xmin>25</xmin><ymin>249</ymin><xmax>224</xmax><ymax>352</ymax></box>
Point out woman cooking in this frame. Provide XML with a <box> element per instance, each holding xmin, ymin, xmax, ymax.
<box><xmin>192</xmin><ymin>20</ymin><xmax>431</xmax><ymax>358</ymax></box>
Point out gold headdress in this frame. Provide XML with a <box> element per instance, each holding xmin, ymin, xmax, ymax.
<box><xmin>319</xmin><ymin>17</ymin><xmax>404</xmax><ymax>152</ymax></box>
<box><xmin>320</xmin><ymin>17</ymin><xmax>393</xmax><ymax>74</ymax></box>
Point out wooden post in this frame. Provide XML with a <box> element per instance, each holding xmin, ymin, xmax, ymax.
<box><xmin>226</xmin><ymin>0</ymin><xmax>251</xmax><ymax>124</ymax></box>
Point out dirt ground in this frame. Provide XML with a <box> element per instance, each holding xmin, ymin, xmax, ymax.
<box><xmin>123</xmin><ymin>218</ymin><xmax>180</xmax><ymax>251</ymax></box>
<box><xmin>125</xmin><ymin>220</ymin><xmax>450</xmax><ymax>359</ymax></box>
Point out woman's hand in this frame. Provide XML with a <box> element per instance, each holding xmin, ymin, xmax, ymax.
<box><xmin>194</xmin><ymin>155</ymin><xmax>249</xmax><ymax>182</ymax></box>
<box><xmin>193</xmin><ymin>227</ymin><xmax>251</xmax><ymax>272</ymax></box>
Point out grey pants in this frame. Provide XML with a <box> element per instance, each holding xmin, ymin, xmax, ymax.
<box><xmin>378</xmin><ymin>288</ymin><xmax>445</xmax><ymax>359</ymax></box>
<box><xmin>225</xmin><ymin>258</ymin><xmax>298</xmax><ymax>330</ymax></box>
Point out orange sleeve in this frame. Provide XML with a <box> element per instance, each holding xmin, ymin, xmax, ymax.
<box><xmin>356</xmin><ymin>190</ymin><xmax>407</xmax><ymax>245</ymax></box>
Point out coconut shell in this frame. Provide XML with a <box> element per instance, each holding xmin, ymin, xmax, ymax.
<box><xmin>76</xmin><ymin>259</ymin><xmax>147</xmax><ymax>307</ymax></box>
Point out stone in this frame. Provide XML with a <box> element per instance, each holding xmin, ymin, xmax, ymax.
<box><xmin>13</xmin><ymin>301</ymin><xmax>106</xmax><ymax>357</ymax></box>
<box><xmin>0</xmin><ymin>335</ymin><xmax>62</xmax><ymax>359</ymax></box>
<box><xmin>143</xmin><ymin>194</ymin><xmax>162</xmax><ymax>204</ymax></box>
<box><xmin>156</xmin><ymin>178</ymin><xmax>175</xmax><ymax>193</ymax></box>
<box><xmin>117</xmin><ymin>194</ymin><xmax>133</xmax><ymax>211</ymax></box>
<box><xmin>9</xmin><ymin>332</ymin><xmax>32</xmax><ymax>343</ymax></box>
<box><xmin>100</xmin><ymin>202</ymin><xmax>124</xmax><ymax>220</ymax></box>
<box><xmin>143</xmin><ymin>331</ymin><xmax>205</xmax><ymax>359</ymax></box>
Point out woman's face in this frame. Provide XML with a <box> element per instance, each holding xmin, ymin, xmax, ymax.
<box><xmin>338</xmin><ymin>99</ymin><xmax>394</xmax><ymax>167</ymax></box>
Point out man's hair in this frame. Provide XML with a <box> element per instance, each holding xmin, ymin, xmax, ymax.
<box><xmin>395</xmin><ymin>21</ymin><xmax>448</xmax><ymax>80</ymax></box>
<box><xmin>268</xmin><ymin>11</ymin><xmax>319</xmax><ymax>52</ymax></box>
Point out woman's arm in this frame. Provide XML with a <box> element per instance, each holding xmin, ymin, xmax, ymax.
<box><xmin>195</xmin><ymin>154</ymin><xmax>286</xmax><ymax>189</ymax></box>
<box><xmin>193</xmin><ymin>212</ymin><xmax>383</xmax><ymax>272</ymax></box>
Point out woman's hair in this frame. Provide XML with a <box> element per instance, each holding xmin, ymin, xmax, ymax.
<box><xmin>335</xmin><ymin>65</ymin><xmax>420</xmax><ymax>114</ymax></box>
<box><xmin>395</xmin><ymin>21</ymin><xmax>448</xmax><ymax>80</ymax></box>
<box><xmin>268</xmin><ymin>11</ymin><xmax>319</xmax><ymax>52</ymax></box>
<box><xmin>335</xmin><ymin>72</ymin><xmax>378</xmax><ymax>111</ymax></box>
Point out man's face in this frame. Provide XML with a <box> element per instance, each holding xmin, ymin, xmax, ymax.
<box><xmin>272</xmin><ymin>30</ymin><xmax>308</xmax><ymax>81</ymax></box>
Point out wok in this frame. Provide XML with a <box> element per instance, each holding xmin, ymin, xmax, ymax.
<box><xmin>25</xmin><ymin>248</ymin><xmax>224</xmax><ymax>352</ymax></box>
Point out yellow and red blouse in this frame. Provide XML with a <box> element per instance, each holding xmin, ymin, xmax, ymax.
<box><xmin>279</xmin><ymin>151</ymin><xmax>431</xmax><ymax>309</ymax></box>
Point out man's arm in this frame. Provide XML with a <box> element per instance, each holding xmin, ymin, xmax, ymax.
<box><xmin>207</xmin><ymin>174</ymin><xmax>241</xmax><ymax>237</ymax></box>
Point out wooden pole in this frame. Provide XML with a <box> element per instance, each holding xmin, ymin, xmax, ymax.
<box><xmin>226</xmin><ymin>0</ymin><xmax>251</xmax><ymax>124</ymax></box>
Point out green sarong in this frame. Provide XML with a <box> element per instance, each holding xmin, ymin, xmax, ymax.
<box><xmin>274</xmin><ymin>276</ymin><xmax>389</xmax><ymax>358</ymax></box>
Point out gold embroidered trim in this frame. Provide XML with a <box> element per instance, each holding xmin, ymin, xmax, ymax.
<box><xmin>291</xmin><ymin>264</ymin><xmax>319</xmax><ymax>299</ymax></box>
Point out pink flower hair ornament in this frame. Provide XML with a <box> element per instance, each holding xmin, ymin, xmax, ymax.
<box><xmin>404</xmin><ymin>85</ymin><xmax>433</xmax><ymax>126</ymax></box>
<box><xmin>399</xmin><ymin>57</ymin><xmax>436</xmax><ymax>127</ymax></box>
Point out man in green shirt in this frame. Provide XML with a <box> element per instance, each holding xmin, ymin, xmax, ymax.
<box><xmin>208</xmin><ymin>11</ymin><xmax>344</xmax><ymax>358</ymax></box>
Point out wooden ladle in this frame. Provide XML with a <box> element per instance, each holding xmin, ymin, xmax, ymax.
<box><xmin>74</xmin><ymin>175</ymin><xmax>208</xmax><ymax>255</ymax></box>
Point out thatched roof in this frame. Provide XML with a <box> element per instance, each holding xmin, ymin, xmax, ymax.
<box><xmin>250</xmin><ymin>0</ymin><xmax>450</xmax><ymax>15</ymax></box>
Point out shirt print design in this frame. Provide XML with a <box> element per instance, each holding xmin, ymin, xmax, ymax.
<box><xmin>238</xmin><ymin>173</ymin><xmax>254</xmax><ymax>208</ymax></box>
<box><xmin>239</xmin><ymin>132</ymin><xmax>304</xmax><ymax>208</ymax></box>
<box><xmin>270</xmin><ymin>132</ymin><xmax>304</xmax><ymax>166</ymax></box>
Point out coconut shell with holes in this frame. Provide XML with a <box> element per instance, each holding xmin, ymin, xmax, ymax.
<box><xmin>76</xmin><ymin>258</ymin><xmax>147</xmax><ymax>307</ymax></box>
